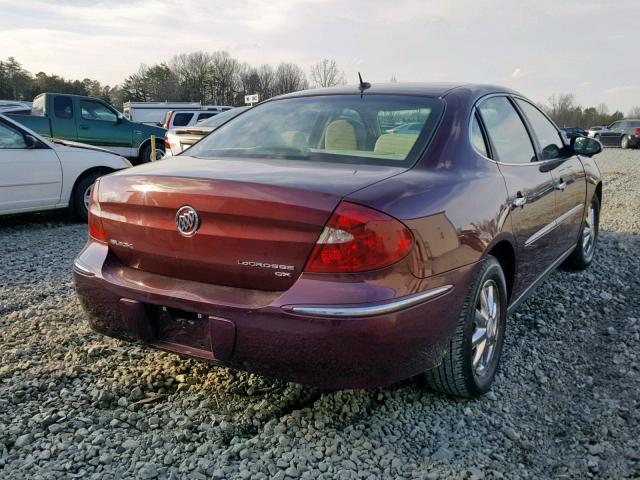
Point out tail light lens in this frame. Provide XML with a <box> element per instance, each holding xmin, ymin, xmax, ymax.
<box><xmin>304</xmin><ymin>202</ymin><xmax>413</xmax><ymax>273</ymax></box>
<box><xmin>634</xmin><ymin>128</ymin><xmax>640</xmax><ymax>137</ymax></box>
<box><xmin>163</xmin><ymin>111</ymin><xmax>174</xmax><ymax>129</ymax></box>
<box><xmin>88</xmin><ymin>180</ymin><xmax>107</xmax><ymax>243</ymax></box>
<box><xmin>164</xmin><ymin>134</ymin><xmax>171</xmax><ymax>150</ymax></box>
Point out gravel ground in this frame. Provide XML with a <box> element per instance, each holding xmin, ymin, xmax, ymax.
<box><xmin>1</xmin><ymin>149</ymin><xmax>639</xmax><ymax>480</ymax></box>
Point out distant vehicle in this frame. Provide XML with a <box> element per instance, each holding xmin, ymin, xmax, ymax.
<box><xmin>164</xmin><ymin>106</ymin><xmax>250</xmax><ymax>156</ymax></box>
<box><xmin>386</xmin><ymin>122</ymin><xmax>423</xmax><ymax>134</ymax></box>
<box><xmin>162</xmin><ymin>107</ymin><xmax>232</xmax><ymax>129</ymax></box>
<box><xmin>0</xmin><ymin>114</ymin><xmax>130</xmax><ymax>220</ymax></box>
<box><xmin>587</xmin><ymin>126</ymin><xmax>605</xmax><ymax>139</ymax></box>
<box><xmin>597</xmin><ymin>119</ymin><xmax>640</xmax><ymax>149</ymax></box>
<box><xmin>560</xmin><ymin>127</ymin><xmax>588</xmax><ymax>139</ymax></box>
<box><xmin>123</xmin><ymin>101</ymin><xmax>202</xmax><ymax>126</ymax></box>
<box><xmin>0</xmin><ymin>100</ymin><xmax>32</xmax><ymax>115</ymax></box>
<box><xmin>8</xmin><ymin>93</ymin><xmax>166</xmax><ymax>164</ymax></box>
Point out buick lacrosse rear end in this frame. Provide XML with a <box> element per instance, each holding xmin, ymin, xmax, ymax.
<box><xmin>74</xmin><ymin>83</ymin><xmax>602</xmax><ymax>397</ymax></box>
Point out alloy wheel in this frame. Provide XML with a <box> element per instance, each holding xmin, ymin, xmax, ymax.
<box><xmin>472</xmin><ymin>279</ymin><xmax>500</xmax><ymax>378</ymax></box>
<box><xmin>582</xmin><ymin>202</ymin><xmax>596</xmax><ymax>258</ymax></box>
<box><xmin>83</xmin><ymin>185</ymin><xmax>92</xmax><ymax>212</ymax></box>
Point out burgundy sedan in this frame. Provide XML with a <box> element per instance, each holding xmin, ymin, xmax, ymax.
<box><xmin>74</xmin><ymin>83</ymin><xmax>603</xmax><ymax>397</ymax></box>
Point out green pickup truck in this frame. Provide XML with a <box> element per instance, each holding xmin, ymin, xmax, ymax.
<box><xmin>8</xmin><ymin>93</ymin><xmax>166</xmax><ymax>164</ymax></box>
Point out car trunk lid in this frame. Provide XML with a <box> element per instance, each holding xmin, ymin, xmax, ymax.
<box><xmin>97</xmin><ymin>156</ymin><xmax>405</xmax><ymax>290</ymax></box>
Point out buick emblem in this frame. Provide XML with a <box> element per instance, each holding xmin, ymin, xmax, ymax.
<box><xmin>175</xmin><ymin>206</ymin><xmax>200</xmax><ymax>237</ymax></box>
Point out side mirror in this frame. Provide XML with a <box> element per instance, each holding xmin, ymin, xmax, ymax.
<box><xmin>116</xmin><ymin>114</ymin><xmax>124</xmax><ymax>124</ymax></box>
<box><xmin>24</xmin><ymin>134</ymin><xmax>38</xmax><ymax>149</ymax></box>
<box><xmin>572</xmin><ymin>136</ymin><xmax>602</xmax><ymax>157</ymax></box>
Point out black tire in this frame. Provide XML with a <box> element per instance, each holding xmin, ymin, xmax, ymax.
<box><xmin>424</xmin><ymin>256</ymin><xmax>507</xmax><ymax>398</ymax></box>
<box><xmin>563</xmin><ymin>195</ymin><xmax>600</xmax><ymax>270</ymax></box>
<box><xmin>621</xmin><ymin>135</ymin><xmax>629</xmax><ymax>149</ymax></box>
<box><xmin>71</xmin><ymin>171</ymin><xmax>105</xmax><ymax>222</ymax></box>
<box><xmin>138</xmin><ymin>142</ymin><xmax>165</xmax><ymax>164</ymax></box>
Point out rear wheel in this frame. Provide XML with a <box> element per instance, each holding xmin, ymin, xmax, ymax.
<box><xmin>139</xmin><ymin>143</ymin><xmax>165</xmax><ymax>164</ymax></box>
<box><xmin>621</xmin><ymin>135</ymin><xmax>629</xmax><ymax>149</ymax></box>
<box><xmin>563</xmin><ymin>195</ymin><xmax>599</xmax><ymax>270</ymax></box>
<box><xmin>424</xmin><ymin>256</ymin><xmax>507</xmax><ymax>398</ymax></box>
<box><xmin>72</xmin><ymin>171</ymin><xmax>106</xmax><ymax>222</ymax></box>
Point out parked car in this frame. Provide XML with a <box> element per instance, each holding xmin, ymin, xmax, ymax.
<box><xmin>597</xmin><ymin>119</ymin><xmax>640</xmax><ymax>148</ymax></box>
<box><xmin>560</xmin><ymin>127</ymin><xmax>588</xmax><ymax>139</ymax></box>
<box><xmin>164</xmin><ymin>106</ymin><xmax>250</xmax><ymax>156</ymax></box>
<box><xmin>386</xmin><ymin>122</ymin><xmax>423</xmax><ymax>134</ymax></box>
<box><xmin>587</xmin><ymin>125</ymin><xmax>605</xmax><ymax>139</ymax></box>
<box><xmin>0</xmin><ymin>114</ymin><xmax>130</xmax><ymax>220</ymax></box>
<box><xmin>162</xmin><ymin>107</ymin><xmax>232</xmax><ymax>129</ymax></box>
<box><xmin>0</xmin><ymin>100</ymin><xmax>32</xmax><ymax>115</ymax></box>
<box><xmin>74</xmin><ymin>83</ymin><xmax>602</xmax><ymax>398</ymax></box>
<box><xmin>8</xmin><ymin>93</ymin><xmax>166</xmax><ymax>164</ymax></box>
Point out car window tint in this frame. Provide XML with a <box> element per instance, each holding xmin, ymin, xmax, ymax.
<box><xmin>173</xmin><ymin>113</ymin><xmax>193</xmax><ymax>126</ymax></box>
<box><xmin>477</xmin><ymin>97</ymin><xmax>536</xmax><ymax>164</ymax></box>
<box><xmin>470</xmin><ymin>114</ymin><xmax>488</xmax><ymax>157</ymax></box>
<box><xmin>53</xmin><ymin>96</ymin><xmax>73</xmax><ymax>119</ymax></box>
<box><xmin>0</xmin><ymin>122</ymin><xmax>27</xmax><ymax>149</ymax></box>
<box><xmin>80</xmin><ymin>100</ymin><xmax>117</xmax><ymax>122</ymax></box>
<box><xmin>515</xmin><ymin>99</ymin><xmax>564</xmax><ymax>160</ymax></box>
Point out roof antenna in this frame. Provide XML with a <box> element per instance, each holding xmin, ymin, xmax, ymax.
<box><xmin>358</xmin><ymin>72</ymin><xmax>371</xmax><ymax>97</ymax></box>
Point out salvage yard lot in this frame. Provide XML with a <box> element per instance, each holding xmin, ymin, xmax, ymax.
<box><xmin>0</xmin><ymin>149</ymin><xmax>639</xmax><ymax>479</ymax></box>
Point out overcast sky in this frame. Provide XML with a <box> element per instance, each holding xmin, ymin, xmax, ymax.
<box><xmin>1</xmin><ymin>0</ymin><xmax>638</xmax><ymax>112</ymax></box>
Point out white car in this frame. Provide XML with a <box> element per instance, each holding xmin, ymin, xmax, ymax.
<box><xmin>0</xmin><ymin>114</ymin><xmax>131</xmax><ymax>220</ymax></box>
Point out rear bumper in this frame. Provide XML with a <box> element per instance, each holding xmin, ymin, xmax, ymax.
<box><xmin>73</xmin><ymin>242</ymin><xmax>477</xmax><ymax>389</ymax></box>
<box><xmin>629</xmin><ymin>135</ymin><xmax>640</xmax><ymax>147</ymax></box>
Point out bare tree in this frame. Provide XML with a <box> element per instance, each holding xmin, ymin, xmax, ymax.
<box><xmin>274</xmin><ymin>63</ymin><xmax>308</xmax><ymax>96</ymax></box>
<box><xmin>309</xmin><ymin>58</ymin><xmax>345</xmax><ymax>88</ymax></box>
<box><xmin>256</xmin><ymin>64</ymin><xmax>275</xmax><ymax>100</ymax></box>
<box><xmin>170</xmin><ymin>52</ymin><xmax>212</xmax><ymax>103</ymax></box>
<box><xmin>390</xmin><ymin>75</ymin><xmax>398</xmax><ymax>83</ymax></box>
<box><xmin>628</xmin><ymin>106</ymin><xmax>640</xmax><ymax>118</ymax></box>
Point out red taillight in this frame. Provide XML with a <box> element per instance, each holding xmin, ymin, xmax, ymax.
<box><xmin>634</xmin><ymin>128</ymin><xmax>640</xmax><ymax>137</ymax></box>
<box><xmin>163</xmin><ymin>111</ymin><xmax>174</xmax><ymax>129</ymax></box>
<box><xmin>164</xmin><ymin>134</ymin><xmax>171</xmax><ymax>150</ymax></box>
<box><xmin>304</xmin><ymin>202</ymin><xmax>413</xmax><ymax>273</ymax></box>
<box><xmin>87</xmin><ymin>180</ymin><xmax>107</xmax><ymax>243</ymax></box>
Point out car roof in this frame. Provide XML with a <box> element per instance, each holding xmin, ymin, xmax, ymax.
<box><xmin>274</xmin><ymin>82</ymin><xmax>522</xmax><ymax>100</ymax></box>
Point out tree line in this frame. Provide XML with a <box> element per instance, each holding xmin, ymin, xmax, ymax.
<box><xmin>0</xmin><ymin>54</ymin><xmax>346</xmax><ymax>110</ymax></box>
<box><xmin>2</xmin><ymin>54</ymin><xmax>638</xmax><ymax>126</ymax></box>
<box><xmin>541</xmin><ymin>93</ymin><xmax>633</xmax><ymax>129</ymax></box>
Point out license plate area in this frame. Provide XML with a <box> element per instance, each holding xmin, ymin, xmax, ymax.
<box><xmin>148</xmin><ymin>305</ymin><xmax>212</xmax><ymax>352</ymax></box>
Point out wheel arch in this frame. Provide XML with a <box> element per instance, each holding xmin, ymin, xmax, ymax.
<box><xmin>484</xmin><ymin>237</ymin><xmax>516</xmax><ymax>302</ymax></box>
<box><xmin>67</xmin><ymin>166</ymin><xmax>115</xmax><ymax>212</ymax></box>
<box><xmin>594</xmin><ymin>181</ymin><xmax>602</xmax><ymax>206</ymax></box>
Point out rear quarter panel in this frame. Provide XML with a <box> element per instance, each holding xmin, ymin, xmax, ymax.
<box><xmin>348</xmin><ymin>91</ymin><xmax>514</xmax><ymax>278</ymax></box>
<box><xmin>55</xmin><ymin>148</ymin><xmax>130</xmax><ymax>205</ymax></box>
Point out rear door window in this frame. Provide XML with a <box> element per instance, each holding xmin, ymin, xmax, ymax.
<box><xmin>53</xmin><ymin>96</ymin><xmax>73</xmax><ymax>120</ymax></box>
<box><xmin>515</xmin><ymin>99</ymin><xmax>565</xmax><ymax>160</ymax></box>
<box><xmin>0</xmin><ymin>122</ymin><xmax>27</xmax><ymax>149</ymax></box>
<box><xmin>197</xmin><ymin>113</ymin><xmax>216</xmax><ymax>121</ymax></box>
<box><xmin>477</xmin><ymin>96</ymin><xmax>537</xmax><ymax>164</ymax></box>
<box><xmin>470</xmin><ymin>114</ymin><xmax>489</xmax><ymax>157</ymax></box>
<box><xmin>172</xmin><ymin>113</ymin><xmax>194</xmax><ymax>126</ymax></box>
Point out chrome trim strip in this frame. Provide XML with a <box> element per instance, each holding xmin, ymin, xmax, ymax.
<box><xmin>73</xmin><ymin>260</ymin><xmax>94</xmax><ymax>276</ymax></box>
<box><xmin>290</xmin><ymin>285</ymin><xmax>453</xmax><ymax>317</ymax></box>
<box><xmin>524</xmin><ymin>204</ymin><xmax>583</xmax><ymax>247</ymax></box>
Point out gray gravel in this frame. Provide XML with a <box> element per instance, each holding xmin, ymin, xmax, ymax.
<box><xmin>1</xmin><ymin>149</ymin><xmax>639</xmax><ymax>479</ymax></box>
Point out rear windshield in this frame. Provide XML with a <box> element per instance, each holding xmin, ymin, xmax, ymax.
<box><xmin>186</xmin><ymin>95</ymin><xmax>444</xmax><ymax>167</ymax></box>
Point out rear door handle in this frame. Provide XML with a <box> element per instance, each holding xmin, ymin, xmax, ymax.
<box><xmin>555</xmin><ymin>179</ymin><xmax>567</xmax><ymax>191</ymax></box>
<box><xmin>79</xmin><ymin>124</ymin><xmax>89</xmax><ymax>130</ymax></box>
